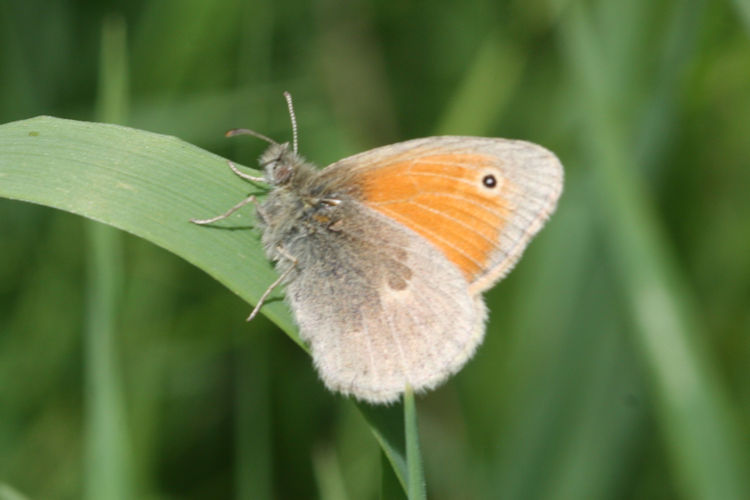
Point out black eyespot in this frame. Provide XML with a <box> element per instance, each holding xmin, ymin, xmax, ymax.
<box><xmin>482</xmin><ymin>174</ymin><xmax>497</xmax><ymax>188</ymax></box>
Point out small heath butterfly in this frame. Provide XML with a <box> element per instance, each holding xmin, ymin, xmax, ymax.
<box><xmin>192</xmin><ymin>93</ymin><xmax>563</xmax><ymax>404</ymax></box>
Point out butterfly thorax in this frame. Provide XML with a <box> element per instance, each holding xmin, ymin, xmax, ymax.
<box><xmin>257</xmin><ymin>146</ymin><xmax>354</xmax><ymax>275</ymax></box>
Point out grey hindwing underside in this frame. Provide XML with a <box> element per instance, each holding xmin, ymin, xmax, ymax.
<box><xmin>280</xmin><ymin>200</ymin><xmax>487</xmax><ymax>403</ymax></box>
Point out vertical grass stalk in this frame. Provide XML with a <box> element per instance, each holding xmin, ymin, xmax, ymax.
<box><xmin>404</xmin><ymin>386</ymin><xmax>426</xmax><ymax>500</ymax></box>
<box><xmin>84</xmin><ymin>16</ymin><xmax>131</xmax><ymax>500</ymax></box>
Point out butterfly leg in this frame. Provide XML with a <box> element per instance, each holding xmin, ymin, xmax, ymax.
<box><xmin>227</xmin><ymin>160</ymin><xmax>265</xmax><ymax>183</ymax></box>
<box><xmin>190</xmin><ymin>160</ymin><xmax>266</xmax><ymax>225</ymax></box>
<box><xmin>190</xmin><ymin>194</ymin><xmax>257</xmax><ymax>225</ymax></box>
<box><xmin>247</xmin><ymin>246</ymin><xmax>298</xmax><ymax>322</ymax></box>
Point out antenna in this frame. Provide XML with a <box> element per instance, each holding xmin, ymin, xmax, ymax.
<box><xmin>225</xmin><ymin>128</ymin><xmax>278</xmax><ymax>145</ymax></box>
<box><xmin>283</xmin><ymin>91</ymin><xmax>299</xmax><ymax>154</ymax></box>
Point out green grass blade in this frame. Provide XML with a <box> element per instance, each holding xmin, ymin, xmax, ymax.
<box><xmin>0</xmin><ymin>116</ymin><xmax>300</xmax><ymax>346</ymax></box>
<box><xmin>234</xmin><ymin>335</ymin><xmax>273</xmax><ymax>500</ymax></box>
<box><xmin>311</xmin><ymin>445</ymin><xmax>349</xmax><ymax>500</ymax></box>
<box><xmin>0</xmin><ymin>483</ymin><xmax>30</xmax><ymax>500</ymax></box>
<box><xmin>380</xmin><ymin>451</ymin><xmax>406</xmax><ymax>500</ymax></box>
<box><xmin>359</xmin><ymin>404</ymin><xmax>408</xmax><ymax>491</ymax></box>
<box><xmin>84</xmin><ymin>17</ymin><xmax>131</xmax><ymax>500</ymax></box>
<box><xmin>558</xmin><ymin>4</ymin><xmax>750</xmax><ymax>499</ymax></box>
<box><xmin>733</xmin><ymin>0</ymin><xmax>750</xmax><ymax>33</ymax></box>
<box><xmin>84</xmin><ymin>222</ymin><xmax>130</xmax><ymax>500</ymax></box>
<box><xmin>0</xmin><ymin>115</ymin><xmax>414</xmax><ymax>493</ymax></box>
<box><xmin>96</xmin><ymin>16</ymin><xmax>130</xmax><ymax>125</ymax></box>
<box><xmin>404</xmin><ymin>387</ymin><xmax>425</xmax><ymax>500</ymax></box>
<box><xmin>435</xmin><ymin>30</ymin><xmax>523</xmax><ymax>136</ymax></box>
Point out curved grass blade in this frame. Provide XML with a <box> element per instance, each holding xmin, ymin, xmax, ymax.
<box><xmin>0</xmin><ymin>115</ymin><xmax>300</xmax><ymax>346</ymax></box>
<box><xmin>0</xmin><ymin>115</ymin><xmax>416</xmax><ymax>493</ymax></box>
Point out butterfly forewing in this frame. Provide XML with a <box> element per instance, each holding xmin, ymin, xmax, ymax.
<box><xmin>319</xmin><ymin>136</ymin><xmax>563</xmax><ymax>294</ymax></box>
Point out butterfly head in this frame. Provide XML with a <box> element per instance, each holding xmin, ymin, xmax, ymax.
<box><xmin>258</xmin><ymin>142</ymin><xmax>303</xmax><ymax>187</ymax></box>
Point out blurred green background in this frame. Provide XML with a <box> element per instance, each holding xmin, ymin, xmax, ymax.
<box><xmin>2</xmin><ymin>0</ymin><xmax>750</xmax><ymax>499</ymax></box>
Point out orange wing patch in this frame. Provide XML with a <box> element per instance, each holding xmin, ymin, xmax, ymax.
<box><xmin>357</xmin><ymin>153</ymin><xmax>514</xmax><ymax>281</ymax></box>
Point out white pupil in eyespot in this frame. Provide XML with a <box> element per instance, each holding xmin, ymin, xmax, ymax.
<box><xmin>482</xmin><ymin>174</ymin><xmax>497</xmax><ymax>188</ymax></box>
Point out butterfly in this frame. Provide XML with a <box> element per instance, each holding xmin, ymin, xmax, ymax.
<box><xmin>192</xmin><ymin>93</ymin><xmax>563</xmax><ymax>404</ymax></box>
